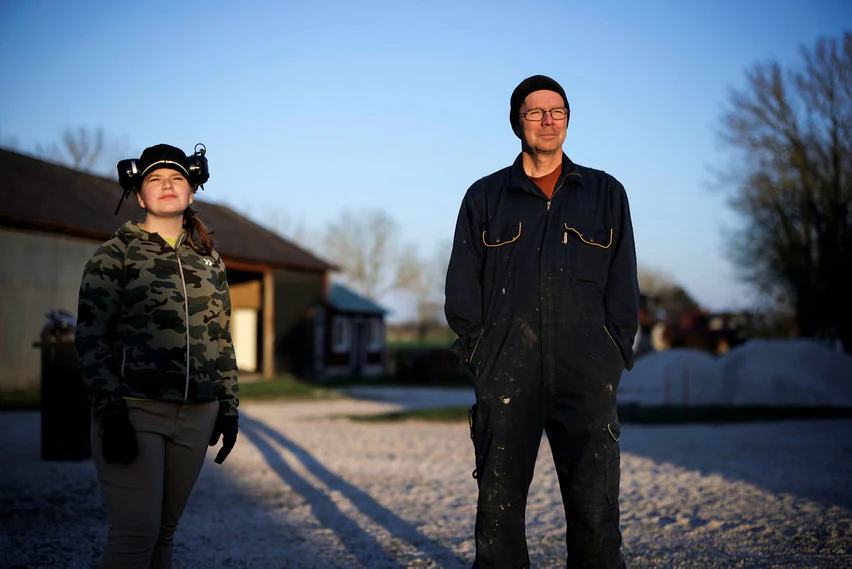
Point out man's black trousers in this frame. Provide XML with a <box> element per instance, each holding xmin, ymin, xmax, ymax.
<box><xmin>469</xmin><ymin>374</ymin><xmax>626</xmax><ymax>569</ymax></box>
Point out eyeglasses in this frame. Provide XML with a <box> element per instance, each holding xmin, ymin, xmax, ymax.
<box><xmin>519</xmin><ymin>107</ymin><xmax>568</xmax><ymax>121</ymax></box>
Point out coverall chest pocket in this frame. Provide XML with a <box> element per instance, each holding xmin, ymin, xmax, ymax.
<box><xmin>563</xmin><ymin>224</ymin><xmax>613</xmax><ymax>285</ymax></box>
<box><xmin>482</xmin><ymin>222</ymin><xmax>522</xmax><ymax>248</ymax></box>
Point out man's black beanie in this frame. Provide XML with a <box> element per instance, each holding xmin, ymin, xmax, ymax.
<box><xmin>509</xmin><ymin>75</ymin><xmax>569</xmax><ymax>138</ymax></box>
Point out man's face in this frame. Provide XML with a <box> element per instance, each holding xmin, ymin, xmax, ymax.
<box><xmin>518</xmin><ymin>90</ymin><xmax>567</xmax><ymax>155</ymax></box>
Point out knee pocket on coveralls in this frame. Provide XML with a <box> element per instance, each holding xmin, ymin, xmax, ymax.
<box><xmin>469</xmin><ymin>401</ymin><xmax>504</xmax><ymax>489</ymax></box>
<box><xmin>468</xmin><ymin>404</ymin><xmax>479</xmax><ymax>479</ymax></box>
<box><xmin>605</xmin><ymin>421</ymin><xmax>622</xmax><ymax>506</ymax></box>
<box><xmin>567</xmin><ymin>423</ymin><xmax>622</xmax><ymax>512</ymax></box>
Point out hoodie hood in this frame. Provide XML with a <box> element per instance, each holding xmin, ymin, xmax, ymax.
<box><xmin>115</xmin><ymin>220</ymin><xmax>187</xmax><ymax>247</ymax></box>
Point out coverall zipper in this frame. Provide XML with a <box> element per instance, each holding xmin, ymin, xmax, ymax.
<box><xmin>541</xmin><ymin>173</ymin><xmax>575</xmax><ymax>391</ymax></box>
<box><xmin>538</xmin><ymin>172</ymin><xmax>582</xmax><ymax>385</ymax></box>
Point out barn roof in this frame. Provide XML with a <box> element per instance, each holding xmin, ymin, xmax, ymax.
<box><xmin>0</xmin><ymin>149</ymin><xmax>333</xmax><ymax>273</ymax></box>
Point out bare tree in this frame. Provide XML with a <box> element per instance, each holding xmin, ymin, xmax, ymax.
<box><xmin>63</xmin><ymin>126</ymin><xmax>104</xmax><ymax>171</ymax></box>
<box><xmin>0</xmin><ymin>124</ymin><xmax>20</xmax><ymax>150</ymax></box>
<box><xmin>261</xmin><ymin>209</ymin><xmax>312</xmax><ymax>246</ymax></box>
<box><xmin>717</xmin><ymin>32</ymin><xmax>852</xmax><ymax>352</ymax></box>
<box><xmin>398</xmin><ymin>239</ymin><xmax>452</xmax><ymax>339</ymax></box>
<box><xmin>320</xmin><ymin>209</ymin><xmax>411</xmax><ymax>301</ymax></box>
<box><xmin>259</xmin><ymin>207</ymin><xmax>445</xmax><ymax>330</ymax></box>
<box><xmin>36</xmin><ymin>126</ymin><xmax>106</xmax><ymax>173</ymax></box>
<box><xmin>638</xmin><ymin>267</ymin><xmax>678</xmax><ymax>297</ymax></box>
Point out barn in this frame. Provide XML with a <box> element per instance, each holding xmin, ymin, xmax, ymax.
<box><xmin>0</xmin><ymin>149</ymin><xmax>387</xmax><ymax>390</ymax></box>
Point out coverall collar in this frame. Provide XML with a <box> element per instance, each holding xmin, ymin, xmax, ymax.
<box><xmin>507</xmin><ymin>152</ymin><xmax>584</xmax><ymax>196</ymax></box>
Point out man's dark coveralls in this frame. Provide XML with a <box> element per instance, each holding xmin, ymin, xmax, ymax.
<box><xmin>445</xmin><ymin>153</ymin><xmax>638</xmax><ymax>569</ymax></box>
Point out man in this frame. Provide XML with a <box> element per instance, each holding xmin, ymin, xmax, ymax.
<box><xmin>445</xmin><ymin>75</ymin><xmax>638</xmax><ymax>568</ymax></box>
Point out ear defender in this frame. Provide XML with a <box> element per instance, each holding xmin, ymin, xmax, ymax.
<box><xmin>186</xmin><ymin>143</ymin><xmax>209</xmax><ymax>190</ymax></box>
<box><xmin>117</xmin><ymin>159</ymin><xmax>141</xmax><ymax>193</ymax></box>
<box><xmin>115</xmin><ymin>158</ymin><xmax>141</xmax><ymax>215</ymax></box>
<box><xmin>114</xmin><ymin>143</ymin><xmax>209</xmax><ymax>215</ymax></box>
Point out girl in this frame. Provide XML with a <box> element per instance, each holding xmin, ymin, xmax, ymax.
<box><xmin>76</xmin><ymin>143</ymin><xmax>239</xmax><ymax>569</ymax></box>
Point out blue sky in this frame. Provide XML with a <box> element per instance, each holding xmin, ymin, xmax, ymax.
<box><xmin>2</xmin><ymin>0</ymin><xmax>850</xmax><ymax>315</ymax></box>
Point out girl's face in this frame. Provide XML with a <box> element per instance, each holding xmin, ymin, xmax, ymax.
<box><xmin>136</xmin><ymin>167</ymin><xmax>194</xmax><ymax>217</ymax></box>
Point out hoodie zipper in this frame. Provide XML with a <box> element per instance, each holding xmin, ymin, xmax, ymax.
<box><xmin>173</xmin><ymin>234</ymin><xmax>191</xmax><ymax>400</ymax></box>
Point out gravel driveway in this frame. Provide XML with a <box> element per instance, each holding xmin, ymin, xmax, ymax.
<box><xmin>1</xmin><ymin>387</ymin><xmax>850</xmax><ymax>568</ymax></box>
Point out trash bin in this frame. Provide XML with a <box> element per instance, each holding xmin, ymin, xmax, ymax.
<box><xmin>33</xmin><ymin>309</ymin><xmax>91</xmax><ymax>461</ymax></box>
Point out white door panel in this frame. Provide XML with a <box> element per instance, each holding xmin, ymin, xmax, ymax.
<box><xmin>232</xmin><ymin>308</ymin><xmax>258</xmax><ymax>373</ymax></box>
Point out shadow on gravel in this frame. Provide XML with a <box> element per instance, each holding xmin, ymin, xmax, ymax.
<box><xmin>319</xmin><ymin>388</ymin><xmax>852</xmax><ymax>511</ymax></box>
<box><xmin>618</xmin><ymin>418</ymin><xmax>852</xmax><ymax>509</ymax></box>
<box><xmin>2</xmin><ymin>411</ymin><xmax>449</xmax><ymax>568</ymax></box>
<box><xmin>339</xmin><ymin>386</ymin><xmax>475</xmax><ymax>412</ymax></box>
<box><xmin>242</xmin><ymin>414</ymin><xmax>469</xmax><ymax>568</ymax></box>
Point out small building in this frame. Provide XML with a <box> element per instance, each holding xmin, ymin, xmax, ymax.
<box><xmin>310</xmin><ymin>283</ymin><xmax>388</xmax><ymax>379</ymax></box>
<box><xmin>0</xmin><ymin>148</ymin><xmax>355</xmax><ymax>390</ymax></box>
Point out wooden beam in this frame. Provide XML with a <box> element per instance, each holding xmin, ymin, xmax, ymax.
<box><xmin>229</xmin><ymin>280</ymin><xmax>262</xmax><ymax>310</ymax></box>
<box><xmin>323</xmin><ymin>270</ymin><xmax>331</xmax><ymax>301</ymax></box>
<box><xmin>262</xmin><ymin>270</ymin><xmax>275</xmax><ymax>379</ymax></box>
<box><xmin>221</xmin><ymin>256</ymin><xmax>329</xmax><ymax>275</ymax></box>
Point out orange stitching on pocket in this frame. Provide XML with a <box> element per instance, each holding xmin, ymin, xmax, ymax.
<box><xmin>564</xmin><ymin>225</ymin><xmax>612</xmax><ymax>248</ymax></box>
<box><xmin>482</xmin><ymin>222</ymin><xmax>522</xmax><ymax>247</ymax></box>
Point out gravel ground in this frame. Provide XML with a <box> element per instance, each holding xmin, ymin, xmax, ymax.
<box><xmin>1</xmin><ymin>387</ymin><xmax>850</xmax><ymax>568</ymax></box>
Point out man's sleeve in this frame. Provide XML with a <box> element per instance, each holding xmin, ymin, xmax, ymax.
<box><xmin>75</xmin><ymin>242</ymin><xmax>127</xmax><ymax>418</ymax></box>
<box><xmin>216</xmin><ymin>265</ymin><xmax>239</xmax><ymax>417</ymax></box>
<box><xmin>444</xmin><ymin>188</ymin><xmax>485</xmax><ymax>364</ymax></box>
<box><xmin>604</xmin><ymin>180</ymin><xmax>640</xmax><ymax>370</ymax></box>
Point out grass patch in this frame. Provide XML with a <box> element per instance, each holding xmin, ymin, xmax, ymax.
<box><xmin>319</xmin><ymin>373</ymin><xmax>473</xmax><ymax>389</ymax></box>
<box><xmin>0</xmin><ymin>390</ymin><xmax>41</xmax><ymax>411</ymax></box>
<box><xmin>239</xmin><ymin>375</ymin><xmax>344</xmax><ymax>401</ymax></box>
<box><xmin>0</xmin><ymin>375</ymin><xmax>345</xmax><ymax>410</ymax></box>
<box><xmin>346</xmin><ymin>405</ymin><xmax>470</xmax><ymax>423</ymax></box>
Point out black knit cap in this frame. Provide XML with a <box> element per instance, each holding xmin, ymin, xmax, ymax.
<box><xmin>138</xmin><ymin>143</ymin><xmax>189</xmax><ymax>179</ymax></box>
<box><xmin>509</xmin><ymin>75</ymin><xmax>569</xmax><ymax>137</ymax></box>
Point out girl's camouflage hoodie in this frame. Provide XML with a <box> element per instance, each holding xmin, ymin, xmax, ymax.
<box><xmin>75</xmin><ymin>221</ymin><xmax>239</xmax><ymax>419</ymax></box>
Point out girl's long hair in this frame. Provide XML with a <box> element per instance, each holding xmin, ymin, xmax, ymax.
<box><xmin>183</xmin><ymin>206</ymin><xmax>213</xmax><ymax>256</ymax></box>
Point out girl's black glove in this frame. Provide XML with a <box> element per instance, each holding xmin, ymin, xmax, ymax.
<box><xmin>100</xmin><ymin>410</ymin><xmax>138</xmax><ymax>464</ymax></box>
<box><xmin>208</xmin><ymin>413</ymin><xmax>238</xmax><ymax>464</ymax></box>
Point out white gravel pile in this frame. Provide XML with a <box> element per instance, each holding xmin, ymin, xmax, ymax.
<box><xmin>618</xmin><ymin>348</ymin><xmax>722</xmax><ymax>406</ymax></box>
<box><xmin>719</xmin><ymin>340</ymin><xmax>852</xmax><ymax>406</ymax></box>
<box><xmin>1</xmin><ymin>389</ymin><xmax>850</xmax><ymax>568</ymax></box>
<box><xmin>619</xmin><ymin>339</ymin><xmax>852</xmax><ymax>407</ymax></box>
